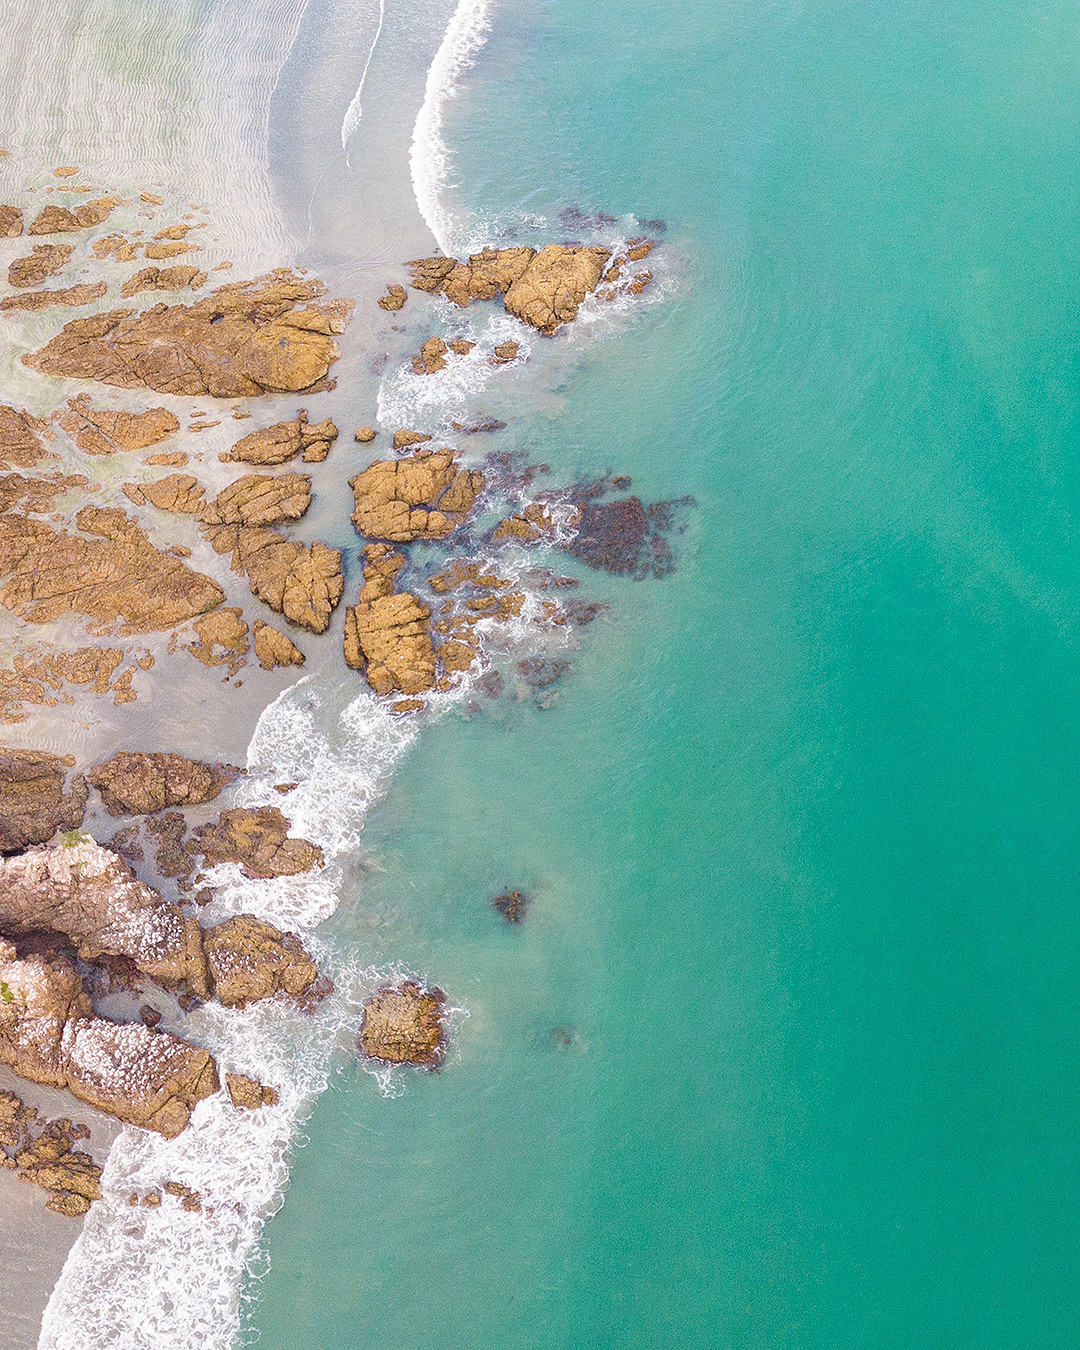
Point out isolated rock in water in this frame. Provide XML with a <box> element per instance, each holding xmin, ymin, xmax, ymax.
<box><xmin>89</xmin><ymin>751</ymin><xmax>239</xmax><ymax>816</ymax></box>
<box><xmin>377</xmin><ymin>283</ymin><xmax>407</xmax><ymax>311</ymax></box>
<box><xmin>204</xmin><ymin>915</ymin><xmax>319</xmax><ymax>1008</ymax></box>
<box><xmin>23</xmin><ymin>271</ymin><xmax>351</xmax><ymax>397</ymax></box>
<box><xmin>359</xmin><ymin>980</ymin><xmax>447</xmax><ymax>1067</ymax></box>
<box><xmin>493</xmin><ymin>889</ymin><xmax>529</xmax><ymax>923</ymax></box>
<box><xmin>412</xmin><ymin>336</ymin><xmax>448</xmax><ymax>375</ymax></box>
<box><xmin>0</xmin><ymin>406</ymin><xmax>47</xmax><ymax>469</ymax></box>
<box><xmin>0</xmin><ymin>282</ymin><xmax>108</xmax><ymax>314</ymax></box>
<box><xmin>58</xmin><ymin>397</ymin><xmax>180</xmax><ymax>455</ymax></box>
<box><xmin>252</xmin><ymin>620</ymin><xmax>305</xmax><ymax>670</ymax></box>
<box><xmin>492</xmin><ymin>340</ymin><xmax>520</xmax><ymax>363</ymax></box>
<box><xmin>503</xmin><ymin>244</ymin><xmax>610</xmax><ymax>333</ymax></box>
<box><xmin>0</xmin><ymin>206</ymin><xmax>23</xmax><ymax>238</ymax></box>
<box><xmin>189</xmin><ymin>806</ymin><xmax>323</xmax><ymax>880</ymax></box>
<box><xmin>0</xmin><ymin>837</ymin><xmax>208</xmax><ymax>995</ymax></box>
<box><xmin>223</xmin><ymin>411</ymin><xmax>338</xmax><ymax>466</ymax></box>
<box><xmin>119</xmin><ymin>265</ymin><xmax>207</xmax><ymax>298</ymax></box>
<box><xmin>354</xmin><ymin>425</ymin><xmax>377</xmax><ymax>443</ymax></box>
<box><xmin>199</xmin><ymin>473</ymin><xmax>312</xmax><ymax>528</ymax></box>
<box><xmin>8</xmin><ymin>243</ymin><xmax>73</xmax><ymax>288</ymax></box>
<box><xmin>349</xmin><ymin>449</ymin><xmax>484</xmax><ymax>542</ymax></box>
<box><xmin>201</xmin><ymin>524</ymin><xmax>343</xmax><ymax>633</ymax></box>
<box><xmin>225</xmin><ymin>1072</ymin><xmax>278</xmax><ymax>1109</ymax></box>
<box><xmin>0</xmin><ymin>942</ymin><xmax>216</xmax><ymax>1136</ymax></box>
<box><xmin>343</xmin><ymin>544</ymin><xmax>436</xmax><ymax>697</ymax></box>
<box><xmin>0</xmin><ymin>749</ymin><xmax>88</xmax><ymax>852</ymax></box>
<box><xmin>0</xmin><ymin>507</ymin><xmax>224</xmax><ymax>633</ymax></box>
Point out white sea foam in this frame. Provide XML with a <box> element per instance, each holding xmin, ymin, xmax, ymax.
<box><xmin>409</xmin><ymin>0</ymin><xmax>495</xmax><ymax>254</ymax></box>
<box><xmin>340</xmin><ymin>0</ymin><xmax>388</xmax><ymax>153</ymax></box>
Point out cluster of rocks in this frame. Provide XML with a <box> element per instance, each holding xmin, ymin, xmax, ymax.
<box><xmin>0</xmin><ymin>1088</ymin><xmax>102</xmax><ymax>1217</ymax></box>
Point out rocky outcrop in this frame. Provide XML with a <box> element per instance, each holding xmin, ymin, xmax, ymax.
<box><xmin>492</xmin><ymin>340</ymin><xmax>520</xmax><ymax>363</ymax></box>
<box><xmin>224</xmin><ymin>1073</ymin><xmax>279</xmax><ymax>1109</ymax></box>
<box><xmin>354</xmin><ymin>426</ymin><xmax>377</xmax><ymax>444</ymax></box>
<box><xmin>349</xmin><ymin>449</ymin><xmax>484</xmax><ymax>542</ymax></box>
<box><xmin>252</xmin><ymin>620</ymin><xmax>305</xmax><ymax>670</ymax></box>
<box><xmin>392</xmin><ymin>429</ymin><xmax>431</xmax><ymax>451</ymax></box>
<box><xmin>0</xmin><ymin>749</ymin><xmax>88</xmax><ymax>852</ymax></box>
<box><xmin>199</xmin><ymin>473</ymin><xmax>312</xmax><ymax>528</ymax></box>
<box><xmin>23</xmin><ymin>271</ymin><xmax>351</xmax><ymax>398</ymax></box>
<box><xmin>0</xmin><ymin>282</ymin><xmax>108</xmax><ymax>314</ymax></box>
<box><xmin>0</xmin><ymin>943</ymin><xmax>217</xmax><ymax>1137</ymax></box>
<box><xmin>359</xmin><ymin>980</ymin><xmax>447</xmax><ymax>1067</ymax></box>
<box><xmin>203</xmin><ymin>915</ymin><xmax>319</xmax><ymax>1008</ymax></box>
<box><xmin>119</xmin><ymin>265</ymin><xmax>207</xmax><ymax>298</ymax></box>
<box><xmin>377</xmin><ymin>283</ymin><xmax>407</xmax><ymax>311</ymax></box>
<box><xmin>0</xmin><ymin>206</ymin><xmax>23</xmax><ymax>238</ymax></box>
<box><xmin>223</xmin><ymin>412</ymin><xmax>338</xmax><ymax>466</ymax></box>
<box><xmin>0</xmin><ymin>406</ymin><xmax>47</xmax><ymax>469</ymax></box>
<box><xmin>0</xmin><ymin>646</ymin><xmax>141</xmax><ymax>724</ymax></box>
<box><xmin>343</xmin><ymin>545</ymin><xmax>436</xmax><ymax>697</ymax></box>
<box><xmin>189</xmin><ymin>806</ymin><xmax>323</xmax><ymax>880</ymax></box>
<box><xmin>203</xmin><ymin>526</ymin><xmax>342</xmax><ymax>633</ymax></box>
<box><xmin>89</xmin><ymin>751</ymin><xmax>238</xmax><ymax>816</ymax></box>
<box><xmin>413</xmin><ymin>336</ymin><xmax>448</xmax><ymax>374</ymax></box>
<box><xmin>492</xmin><ymin>501</ymin><xmax>576</xmax><ymax>544</ymax></box>
<box><xmin>0</xmin><ymin>1089</ymin><xmax>102</xmax><ymax>1217</ymax></box>
<box><xmin>57</xmin><ymin>397</ymin><xmax>180</xmax><ymax>455</ymax></box>
<box><xmin>0</xmin><ymin>837</ymin><xmax>207</xmax><ymax>995</ymax></box>
<box><xmin>503</xmin><ymin>244</ymin><xmax>610</xmax><ymax>333</ymax></box>
<box><xmin>0</xmin><ymin>507</ymin><xmax>224</xmax><ymax>633</ymax></box>
<box><xmin>408</xmin><ymin>244</ymin><xmax>609</xmax><ymax>332</ymax></box>
<box><xmin>187</xmin><ymin>608</ymin><xmax>249</xmax><ymax>676</ymax></box>
<box><xmin>9</xmin><ymin>244</ymin><xmax>73</xmax><ymax>288</ymax></box>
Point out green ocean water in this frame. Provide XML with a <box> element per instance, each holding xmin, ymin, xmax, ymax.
<box><xmin>252</xmin><ymin>0</ymin><xmax>1080</xmax><ymax>1345</ymax></box>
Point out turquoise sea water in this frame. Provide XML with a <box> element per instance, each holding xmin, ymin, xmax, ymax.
<box><xmin>253</xmin><ymin>0</ymin><xmax>1080</xmax><ymax>1345</ymax></box>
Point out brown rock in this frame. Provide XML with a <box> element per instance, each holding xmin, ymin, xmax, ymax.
<box><xmin>0</xmin><ymin>507</ymin><xmax>224</xmax><ymax>633</ymax></box>
<box><xmin>0</xmin><ymin>749</ymin><xmax>87</xmax><ymax>852</ymax></box>
<box><xmin>144</xmin><ymin>812</ymin><xmax>194</xmax><ymax>880</ymax></box>
<box><xmin>407</xmin><ymin>248</ymin><xmax>535</xmax><ymax>306</ymax></box>
<box><xmin>0</xmin><ymin>282</ymin><xmax>108</xmax><ymax>314</ymax></box>
<box><xmin>23</xmin><ymin>271</ymin><xmax>352</xmax><ymax>398</ymax></box>
<box><xmin>190</xmin><ymin>806</ymin><xmax>323</xmax><ymax>880</ymax></box>
<box><xmin>343</xmin><ymin>544</ymin><xmax>436</xmax><ymax>696</ymax></box>
<box><xmin>198</xmin><ymin>473</ymin><xmax>312</xmax><ymax>528</ymax></box>
<box><xmin>448</xmin><ymin>338</ymin><xmax>475</xmax><ymax>356</ymax></box>
<box><xmin>0</xmin><ymin>941</ymin><xmax>217</xmax><ymax>1137</ymax></box>
<box><xmin>492</xmin><ymin>340</ymin><xmax>520</xmax><ymax>363</ymax></box>
<box><xmin>187</xmin><ymin>608</ymin><xmax>249</xmax><ymax>675</ymax></box>
<box><xmin>135</xmin><ymin>473</ymin><xmax>205</xmax><ymax>514</ymax></box>
<box><xmin>89</xmin><ymin>751</ymin><xmax>239</xmax><ymax>816</ymax></box>
<box><xmin>377</xmin><ymin>283</ymin><xmax>407</xmax><ymax>311</ymax></box>
<box><xmin>8</xmin><ymin>244</ymin><xmax>74</xmax><ymax>288</ymax></box>
<box><xmin>491</xmin><ymin>501</ymin><xmax>574</xmax><ymax>544</ymax></box>
<box><xmin>0</xmin><ymin>406</ymin><xmax>47</xmax><ymax>469</ymax></box>
<box><xmin>120</xmin><ymin>266</ymin><xmax>207</xmax><ymax>298</ymax></box>
<box><xmin>58</xmin><ymin>398</ymin><xmax>180</xmax><ymax>455</ymax></box>
<box><xmin>225</xmin><ymin>1072</ymin><xmax>279</xmax><ymax>1109</ymax></box>
<box><xmin>412</xmin><ymin>336</ymin><xmax>447</xmax><ymax>375</ymax></box>
<box><xmin>0</xmin><ymin>206</ymin><xmax>23</xmax><ymax>238</ymax></box>
<box><xmin>503</xmin><ymin>244</ymin><xmax>610</xmax><ymax>333</ymax></box>
<box><xmin>392</xmin><ymin>429</ymin><xmax>431</xmax><ymax>451</ymax></box>
<box><xmin>252</xmin><ymin>620</ymin><xmax>305</xmax><ymax>670</ymax></box>
<box><xmin>407</xmin><ymin>256</ymin><xmax>456</xmax><ymax>292</ymax></box>
<box><xmin>223</xmin><ymin>412</ymin><xmax>338</xmax><ymax>466</ymax></box>
<box><xmin>203</xmin><ymin>526</ymin><xmax>343</xmax><ymax>633</ymax></box>
<box><xmin>349</xmin><ymin>449</ymin><xmax>484</xmax><ymax>542</ymax></box>
<box><xmin>0</xmin><ymin>836</ymin><xmax>208</xmax><ymax>994</ymax></box>
<box><xmin>73</xmin><ymin>198</ymin><xmax>122</xmax><ymax>228</ymax></box>
<box><xmin>354</xmin><ymin>426</ymin><xmax>377</xmax><ymax>443</ymax></box>
<box><xmin>28</xmin><ymin>206</ymin><xmax>82</xmax><ymax>235</ymax></box>
<box><xmin>204</xmin><ymin>914</ymin><xmax>319</xmax><ymax>1008</ymax></box>
<box><xmin>359</xmin><ymin>980</ymin><xmax>447</xmax><ymax>1067</ymax></box>
<box><xmin>493</xmin><ymin>889</ymin><xmax>529</xmax><ymax>923</ymax></box>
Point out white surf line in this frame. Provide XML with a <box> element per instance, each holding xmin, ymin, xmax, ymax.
<box><xmin>409</xmin><ymin>0</ymin><xmax>495</xmax><ymax>256</ymax></box>
<box><xmin>340</xmin><ymin>0</ymin><xmax>388</xmax><ymax>155</ymax></box>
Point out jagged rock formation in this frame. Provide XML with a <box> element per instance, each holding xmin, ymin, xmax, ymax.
<box><xmin>205</xmin><ymin>526</ymin><xmax>342</xmax><ymax>633</ymax></box>
<box><xmin>0</xmin><ymin>282</ymin><xmax>108</xmax><ymax>313</ymax></box>
<box><xmin>89</xmin><ymin>751</ymin><xmax>238</xmax><ymax>816</ymax></box>
<box><xmin>349</xmin><ymin>449</ymin><xmax>484</xmax><ymax>542</ymax></box>
<box><xmin>252</xmin><ymin>620</ymin><xmax>305</xmax><ymax>670</ymax></box>
<box><xmin>8</xmin><ymin>243</ymin><xmax>73</xmax><ymax>288</ymax></box>
<box><xmin>0</xmin><ymin>1089</ymin><xmax>102</xmax><ymax>1217</ymax></box>
<box><xmin>377</xmin><ymin>283</ymin><xmax>407</xmax><ymax>311</ymax></box>
<box><xmin>0</xmin><ymin>406</ymin><xmax>47</xmax><ymax>469</ymax></box>
<box><xmin>189</xmin><ymin>806</ymin><xmax>324</xmax><ymax>880</ymax></box>
<box><xmin>203</xmin><ymin>915</ymin><xmax>319</xmax><ymax>1009</ymax></box>
<box><xmin>359</xmin><ymin>980</ymin><xmax>447</xmax><ymax>1067</ymax></box>
<box><xmin>408</xmin><ymin>244</ymin><xmax>610</xmax><ymax>333</ymax></box>
<box><xmin>120</xmin><ymin>265</ymin><xmax>207</xmax><ymax>298</ymax></box>
<box><xmin>0</xmin><ymin>749</ymin><xmax>87</xmax><ymax>852</ymax></box>
<box><xmin>0</xmin><ymin>942</ymin><xmax>217</xmax><ymax>1137</ymax></box>
<box><xmin>0</xmin><ymin>507</ymin><xmax>224</xmax><ymax>633</ymax></box>
<box><xmin>0</xmin><ymin>837</ymin><xmax>207</xmax><ymax>995</ymax></box>
<box><xmin>343</xmin><ymin>545</ymin><xmax>436</xmax><ymax>696</ymax></box>
<box><xmin>223</xmin><ymin>412</ymin><xmax>338</xmax><ymax>466</ymax></box>
<box><xmin>23</xmin><ymin>271</ymin><xmax>351</xmax><ymax>397</ymax></box>
<box><xmin>0</xmin><ymin>206</ymin><xmax>23</xmax><ymax>237</ymax></box>
<box><xmin>224</xmin><ymin>1073</ymin><xmax>279</xmax><ymax>1109</ymax></box>
<box><xmin>492</xmin><ymin>501</ymin><xmax>576</xmax><ymax>544</ymax></box>
<box><xmin>28</xmin><ymin>199</ymin><xmax>119</xmax><ymax>235</ymax></box>
<box><xmin>57</xmin><ymin>397</ymin><xmax>180</xmax><ymax>455</ymax></box>
<box><xmin>187</xmin><ymin>608</ymin><xmax>249</xmax><ymax>676</ymax></box>
<box><xmin>199</xmin><ymin>473</ymin><xmax>312</xmax><ymax>528</ymax></box>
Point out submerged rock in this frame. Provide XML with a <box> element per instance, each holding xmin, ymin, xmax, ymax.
<box><xmin>343</xmin><ymin>544</ymin><xmax>436</xmax><ymax>697</ymax></box>
<box><xmin>359</xmin><ymin>980</ymin><xmax>447</xmax><ymax>1068</ymax></box>
<box><xmin>23</xmin><ymin>271</ymin><xmax>351</xmax><ymax>398</ymax></box>
<box><xmin>0</xmin><ymin>942</ymin><xmax>217</xmax><ymax>1137</ymax></box>
<box><xmin>119</xmin><ymin>265</ymin><xmax>207</xmax><ymax>298</ymax></box>
<box><xmin>0</xmin><ymin>749</ymin><xmax>88</xmax><ymax>852</ymax></box>
<box><xmin>189</xmin><ymin>806</ymin><xmax>323</xmax><ymax>880</ymax></box>
<box><xmin>493</xmin><ymin>889</ymin><xmax>529</xmax><ymax>923</ymax></box>
<box><xmin>204</xmin><ymin>915</ymin><xmax>319</xmax><ymax>1009</ymax></box>
<box><xmin>349</xmin><ymin>449</ymin><xmax>484</xmax><ymax>542</ymax></box>
<box><xmin>89</xmin><ymin>751</ymin><xmax>239</xmax><ymax>816</ymax></box>
<box><xmin>566</xmin><ymin>495</ymin><xmax>687</xmax><ymax>578</ymax></box>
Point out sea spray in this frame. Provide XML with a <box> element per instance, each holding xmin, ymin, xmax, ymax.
<box><xmin>410</xmin><ymin>0</ymin><xmax>495</xmax><ymax>255</ymax></box>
